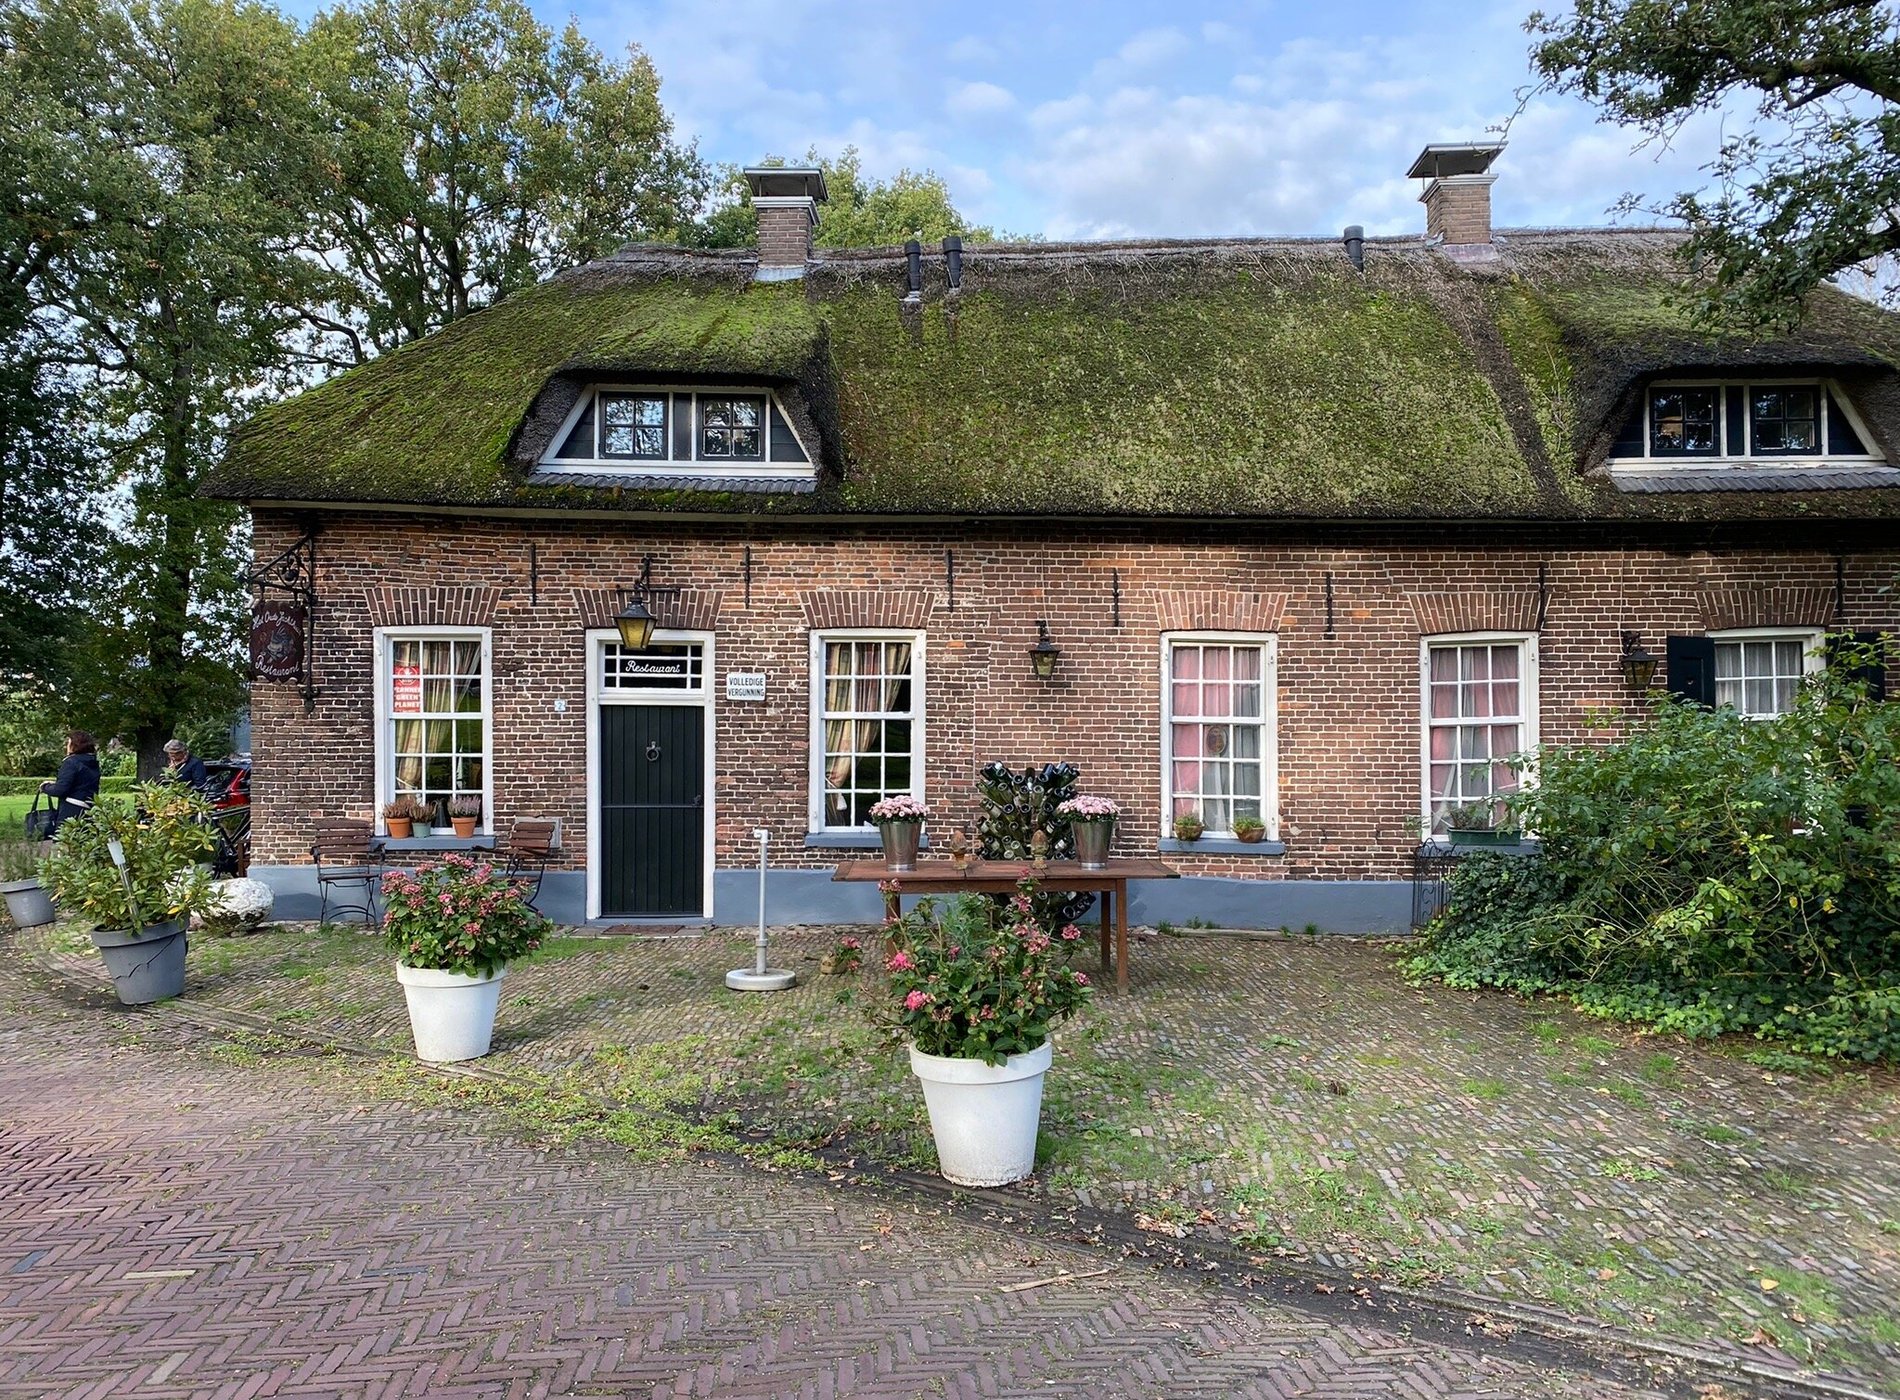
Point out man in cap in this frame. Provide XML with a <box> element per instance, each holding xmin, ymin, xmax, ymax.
<box><xmin>162</xmin><ymin>739</ymin><xmax>212</xmax><ymax>795</ymax></box>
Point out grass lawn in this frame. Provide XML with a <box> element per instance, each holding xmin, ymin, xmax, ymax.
<box><xmin>0</xmin><ymin>793</ymin><xmax>38</xmax><ymax>834</ymax></box>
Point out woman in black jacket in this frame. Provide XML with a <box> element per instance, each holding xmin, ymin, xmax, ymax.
<box><xmin>41</xmin><ymin>730</ymin><xmax>101</xmax><ymax>835</ymax></box>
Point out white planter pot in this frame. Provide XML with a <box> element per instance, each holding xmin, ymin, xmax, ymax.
<box><xmin>395</xmin><ymin>962</ymin><xmax>506</xmax><ymax>1062</ymax></box>
<box><xmin>909</xmin><ymin>1040</ymin><xmax>1052</xmax><ymax>1186</ymax></box>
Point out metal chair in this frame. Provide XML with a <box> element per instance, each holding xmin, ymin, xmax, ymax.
<box><xmin>311</xmin><ymin>818</ymin><xmax>383</xmax><ymax>927</ymax></box>
<box><xmin>502</xmin><ymin>818</ymin><xmax>560</xmax><ymax>910</ymax></box>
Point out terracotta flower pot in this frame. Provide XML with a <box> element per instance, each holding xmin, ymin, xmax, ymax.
<box><xmin>385</xmin><ymin>817</ymin><xmax>413</xmax><ymax>840</ymax></box>
<box><xmin>451</xmin><ymin>816</ymin><xmax>478</xmax><ymax>839</ymax></box>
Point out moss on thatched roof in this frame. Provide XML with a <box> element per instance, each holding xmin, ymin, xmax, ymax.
<box><xmin>207</xmin><ymin>230</ymin><xmax>1900</xmax><ymax>521</ymax></box>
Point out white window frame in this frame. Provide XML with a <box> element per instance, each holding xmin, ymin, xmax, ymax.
<box><xmin>1608</xmin><ymin>377</ymin><xmax>1881</xmax><ymax>468</ymax></box>
<box><xmin>537</xmin><ymin>383</ymin><xmax>815</xmax><ymax>478</ymax></box>
<box><xmin>1418</xmin><ymin>631</ymin><xmax>1540</xmax><ymax>832</ymax></box>
<box><xmin>373</xmin><ymin>626</ymin><xmax>494</xmax><ymax>837</ymax></box>
<box><xmin>1709</xmin><ymin>627</ymin><xmax>1825</xmax><ymax>719</ymax></box>
<box><xmin>807</xmin><ymin>629</ymin><xmax>926</xmax><ymax>834</ymax></box>
<box><xmin>1159</xmin><ymin>632</ymin><xmax>1280</xmax><ymax>840</ymax></box>
<box><xmin>584</xmin><ymin>628</ymin><xmax>716</xmax><ymax>921</ymax></box>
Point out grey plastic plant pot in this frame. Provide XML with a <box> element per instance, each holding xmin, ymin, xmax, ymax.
<box><xmin>1</xmin><ymin>878</ymin><xmax>55</xmax><ymax>929</ymax></box>
<box><xmin>90</xmin><ymin>920</ymin><xmax>188</xmax><ymax>1005</ymax></box>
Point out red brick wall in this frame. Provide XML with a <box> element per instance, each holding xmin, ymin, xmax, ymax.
<box><xmin>248</xmin><ymin>510</ymin><xmax>1900</xmax><ymax>886</ymax></box>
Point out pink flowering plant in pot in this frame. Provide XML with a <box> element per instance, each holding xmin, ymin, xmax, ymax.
<box><xmin>381</xmin><ymin>854</ymin><xmax>550</xmax><ymax>1062</ymax></box>
<box><xmin>882</xmin><ymin>880</ymin><xmax>1092</xmax><ymax>1186</ymax></box>
<box><xmin>1055</xmin><ymin>794</ymin><xmax>1120</xmax><ymax>869</ymax></box>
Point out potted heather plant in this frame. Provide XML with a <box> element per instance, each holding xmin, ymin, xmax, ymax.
<box><xmin>1172</xmin><ymin>810</ymin><xmax>1205</xmax><ymax>842</ymax></box>
<box><xmin>39</xmin><ymin>784</ymin><xmax>217</xmax><ymax>1004</ymax></box>
<box><xmin>882</xmin><ymin>881</ymin><xmax>1091</xmax><ymax>1185</ymax></box>
<box><xmin>869</xmin><ymin>794</ymin><xmax>928</xmax><ymax>871</ymax></box>
<box><xmin>382</xmin><ymin>798</ymin><xmax>416</xmax><ymax>840</ymax></box>
<box><xmin>0</xmin><ymin>827</ymin><xmax>54</xmax><ymax>928</ymax></box>
<box><xmin>381</xmin><ymin>854</ymin><xmax>549</xmax><ymax>1062</ymax></box>
<box><xmin>410</xmin><ymin>798</ymin><xmax>436</xmax><ymax>839</ymax></box>
<box><xmin>1056</xmin><ymin>794</ymin><xmax>1119</xmax><ymax>869</ymax></box>
<box><xmin>448</xmin><ymin>795</ymin><xmax>481</xmax><ymax>839</ymax></box>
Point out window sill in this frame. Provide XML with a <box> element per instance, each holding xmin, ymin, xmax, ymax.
<box><xmin>803</xmin><ymin>830</ymin><xmax>933</xmax><ymax>851</ymax></box>
<box><xmin>1158</xmin><ymin>836</ymin><xmax>1286</xmax><ymax>856</ymax></box>
<box><xmin>1418</xmin><ymin>838</ymin><xmax>1541</xmax><ymax>857</ymax></box>
<box><xmin>375</xmin><ymin>835</ymin><xmax>496</xmax><ymax>851</ymax></box>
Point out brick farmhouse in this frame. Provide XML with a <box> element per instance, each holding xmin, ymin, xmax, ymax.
<box><xmin>206</xmin><ymin>146</ymin><xmax>1900</xmax><ymax>929</ymax></box>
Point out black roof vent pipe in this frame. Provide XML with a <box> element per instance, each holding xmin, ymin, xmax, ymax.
<box><xmin>903</xmin><ymin>240</ymin><xmax>923</xmax><ymax>301</ymax></box>
<box><xmin>1343</xmin><ymin>225</ymin><xmax>1365</xmax><ymax>271</ymax></box>
<box><xmin>943</xmin><ymin>235</ymin><xmax>963</xmax><ymax>290</ymax></box>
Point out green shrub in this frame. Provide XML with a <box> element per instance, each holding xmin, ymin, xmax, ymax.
<box><xmin>39</xmin><ymin>785</ymin><xmax>218</xmax><ymax>932</ymax></box>
<box><xmin>1408</xmin><ymin>638</ymin><xmax>1900</xmax><ymax>1060</ymax></box>
<box><xmin>976</xmin><ymin>762</ymin><xmax>1094</xmax><ymax>928</ymax></box>
<box><xmin>0</xmin><ymin>776</ymin><xmax>137</xmax><ymax>796</ymax></box>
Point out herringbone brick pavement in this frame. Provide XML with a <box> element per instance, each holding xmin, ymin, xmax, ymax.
<box><xmin>0</xmin><ymin>963</ymin><xmax>1674</xmax><ymax>1400</ymax></box>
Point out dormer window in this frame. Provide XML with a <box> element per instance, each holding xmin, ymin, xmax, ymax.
<box><xmin>542</xmin><ymin>385</ymin><xmax>810</xmax><ymax>476</ymax></box>
<box><xmin>600</xmin><ymin>393</ymin><xmax>668</xmax><ymax>459</ymax></box>
<box><xmin>697</xmin><ymin>395</ymin><xmax>763</xmax><ymax>460</ymax></box>
<box><xmin>1611</xmin><ymin>379</ymin><xmax>1876</xmax><ymax>467</ymax></box>
<box><xmin>1649</xmin><ymin>387</ymin><xmax>1718</xmax><ymax>456</ymax></box>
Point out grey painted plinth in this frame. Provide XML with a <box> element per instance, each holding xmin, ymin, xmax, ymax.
<box><xmin>254</xmin><ymin>865</ymin><xmax>1414</xmax><ymax>935</ymax></box>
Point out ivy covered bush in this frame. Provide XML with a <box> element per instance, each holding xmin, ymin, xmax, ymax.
<box><xmin>976</xmin><ymin>762</ymin><xmax>1094</xmax><ymax>928</ymax></box>
<box><xmin>1408</xmin><ymin>645</ymin><xmax>1900</xmax><ymax>1060</ymax></box>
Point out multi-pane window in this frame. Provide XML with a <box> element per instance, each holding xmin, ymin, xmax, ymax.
<box><xmin>1618</xmin><ymin>381</ymin><xmax>1874</xmax><ymax>462</ymax></box>
<box><xmin>599</xmin><ymin>393</ymin><xmax>667</xmax><ymax>459</ymax></box>
<box><xmin>1165</xmin><ymin>637</ymin><xmax>1273</xmax><ymax>837</ymax></box>
<box><xmin>699</xmin><ymin>396</ymin><xmax>764</xmax><ymax>460</ymax></box>
<box><xmin>1424</xmin><ymin>638</ymin><xmax>1533</xmax><ymax>831</ymax></box>
<box><xmin>1749</xmin><ymin>388</ymin><xmax>1819</xmax><ymax>454</ymax></box>
<box><xmin>1714</xmin><ymin>633</ymin><xmax>1817</xmax><ymax>718</ymax></box>
<box><xmin>386</xmin><ymin>634</ymin><xmax>487</xmax><ymax>823</ymax></box>
<box><xmin>1649</xmin><ymin>387</ymin><xmax>1719</xmax><ymax>456</ymax></box>
<box><xmin>543</xmin><ymin>387</ymin><xmax>808</xmax><ymax>469</ymax></box>
<box><xmin>813</xmin><ymin>635</ymin><xmax>921</xmax><ymax>829</ymax></box>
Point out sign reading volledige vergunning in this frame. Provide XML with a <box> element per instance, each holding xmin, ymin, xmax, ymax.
<box><xmin>725</xmin><ymin>672</ymin><xmax>767</xmax><ymax>701</ymax></box>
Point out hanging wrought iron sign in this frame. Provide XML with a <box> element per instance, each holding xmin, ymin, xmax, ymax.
<box><xmin>245</xmin><ymin>527</ymin><xmax>320</xmax><ymax>711</ymax></box>
<box><xmin>250</xmin><ymin>603</ymin><xmax>306</xmax><ymax>681</ymax></box>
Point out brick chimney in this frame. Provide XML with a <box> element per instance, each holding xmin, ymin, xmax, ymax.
<box><xmin>744</xmin><ymin>166</ymin><xmax>828</xmax><ymax>281</ymax></box>
<box><xmin>1407</xmin><ymin>143</ymin><xmax>1504</xmax><ymax>247</ymax></box>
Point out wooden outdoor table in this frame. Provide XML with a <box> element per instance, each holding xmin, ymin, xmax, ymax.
<box><xmin>830</xmin><ymin>858</ymin><xmax>1179</xmax><ymax>993</ymax></box>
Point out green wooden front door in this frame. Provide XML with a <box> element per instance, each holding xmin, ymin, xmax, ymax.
<box><xmin>599</xmin><ymin>704</ymin><xmax>704</xmax><ymax>917</ymax></box>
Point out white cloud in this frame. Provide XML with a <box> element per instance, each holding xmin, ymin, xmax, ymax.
<box><xmin>946</xmin><ymin>34</ymin><xmax>997</xmax><ymax>65</ymax></box>
<box><xmin>946</xmin><ymin>80</ymin><xmax>1018</xmax><ymax>118</ymax></box>
<box><xmin>1094</xmin><ymin>26</ymin><xmax>1191</xmax><ymax>80</ymax></box>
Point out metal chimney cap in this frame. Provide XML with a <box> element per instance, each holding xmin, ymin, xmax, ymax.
<box><xmin>1405</xmin><ymin>143</ymin><xmax>1505</xmax><ymax>180</ymax></box>
<box><xmin>742</xmin><ymin>166</ymin><xmax>829</xmax><ymax>203</ymax></box>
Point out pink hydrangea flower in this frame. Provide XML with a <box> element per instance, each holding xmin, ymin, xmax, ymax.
<box><xmin>904</xmin><ymin>990</ymin><xmax>931</xmax><ymax>1012</ymax></box>
<box><xmin>886</xmin><ymin>950</ymin><xmax>915</xmax><ymax>972</ymax></box>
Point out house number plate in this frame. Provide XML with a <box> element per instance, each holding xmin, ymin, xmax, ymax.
<box><xmin>725</xmin><ymin>672</ymin><xmax>767</xmax><ymax>702</ymax></box>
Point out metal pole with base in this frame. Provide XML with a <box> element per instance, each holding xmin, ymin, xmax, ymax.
<box><xmin>107</xmin><ymin>836</ymin><xmax>144</xmax><ymax>935</ymax></box>
<box><xmin>726</xmin><ymin>828</ymin><xmax>795</xmax><ymax>992</ymax></box>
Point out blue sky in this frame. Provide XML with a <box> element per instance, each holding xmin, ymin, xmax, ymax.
<box><xmin>318</xmin><ymin>0</ymin><xmax>1740</xmax><ymax>240</ymax></box>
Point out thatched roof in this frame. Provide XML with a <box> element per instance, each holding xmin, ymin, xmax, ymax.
<box><xmin>206</xmin><ymin>229</ymin><xmax>1900</xmax><ymax>521</ymax></box>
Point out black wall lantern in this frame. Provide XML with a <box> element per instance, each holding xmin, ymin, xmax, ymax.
<box><xmin>1029</xmin><ymin>619</ymin><xmax>1062</xmax><ymax>680</ymax></box>
<box><xmin>1620</xmin><ymin>630</ymin><xmax>1660</xmax><ymax>689</ymax></box>
<box><xmin>614</xmin><ymin>555</ymin><xmax>683</xmax><ymax>652</ymax></box>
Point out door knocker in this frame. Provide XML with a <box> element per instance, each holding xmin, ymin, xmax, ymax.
<box><xmin>645</xmin><ymin>740</ymin><xmax>662</xmax><ymax>762</ymax></box>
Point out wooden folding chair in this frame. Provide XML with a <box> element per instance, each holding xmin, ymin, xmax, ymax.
<box><xmin>501</xmin><ymin>818</ymin><xmax>560</xmax><ymax>911</ymax></box>
<box><xmin>311</xmin><ymin>818</ymin><xmax>383</xmax><ymax>927</ymax></box>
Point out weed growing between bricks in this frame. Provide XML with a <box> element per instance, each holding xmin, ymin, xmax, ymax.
<box><xmin>25</xmin><ymin>917</ymin><xmax>1900</xmax><ymax>1391</ymax></box>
